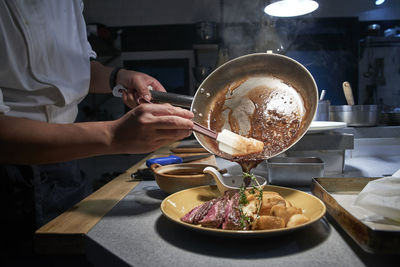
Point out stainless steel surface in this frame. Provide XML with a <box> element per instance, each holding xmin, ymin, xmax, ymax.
<box><xmin>337</xmin><ymin>125</ymin><xmax>400</xmax><ymax>138</ymax></box>
<box><xmin>289</xmin><ymin>132</ymin><xmax>354</xmax><ymax>151</ymax></box>
<box><xmin>286</xmin><ymin>132</ymin><xmax>353</xmax><ymax>174</ymax></box>
<box><xmin>267</xmin><ymin>157</ymin><xmax>324</xmax><ymax>186</ymax></box>
<box><xmin>330</xmin><ymin>105</ymin><xmax>378</xmax><ymax>126</ymax></box>
<box><xmin>314</xmin><ymin>100</ymin><xmax>330</xmax><ymax>121</ymax></box>
<box><xmin>287</xmin><ymin>150</ymin><xmax>345</xmax><ymax>174</ymax></box>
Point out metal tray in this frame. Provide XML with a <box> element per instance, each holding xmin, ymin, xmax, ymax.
<box><xmin>311</xmin><ymin>177</ymin><xmax>400</xmax><ymax>254</ymax></box>
<box><xmin>267</xmin><ymin>157</ymin><xmax>324</xmax><ymax>186</ymax></box>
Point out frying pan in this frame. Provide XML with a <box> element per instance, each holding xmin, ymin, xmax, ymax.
<box><xmin>150</xmin><ymin>53</ymin><xmax>318</xmax><ymax>161</ymax></box>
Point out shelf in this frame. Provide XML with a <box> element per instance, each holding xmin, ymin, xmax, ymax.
<box><xmin>360</xmin><ymin>36</ymin><xmax>400</xmax><ymax>47</ymax></box>
<box><xmin>192</xmin><ymin>43</ymin><xmax>219</xmax><ymax>50</ymax></box>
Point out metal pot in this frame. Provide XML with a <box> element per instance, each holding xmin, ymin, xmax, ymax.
<box><xmin>151</xmin><ymin>53</ymin><xmax>318</xmax><ymax>161</ymax></box>
<box><xmin>329</xmin><ymin>105</ymin><xmax>378</xmax><ymax>127</ymax></box>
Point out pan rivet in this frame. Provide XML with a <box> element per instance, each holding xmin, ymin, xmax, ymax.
<box><xmin>200</xmin><ymin>88</ymin><xmax>205</xmax><ymax>93</ymax></box>
<box><xmin>206</xmin><ymin>92</ymin><xmax>210</xmax><ymax>98</ymax></box>
<box><xmin>192</xmin><ymin>108</ymin><xmax>197</xmax><ymax>114</ymax></box>
<box><xmin>199</xmin><ymin>113</ymin><xmax>203</xmax><ymax>117</ymax></box>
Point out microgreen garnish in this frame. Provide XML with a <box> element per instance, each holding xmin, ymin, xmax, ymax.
<box><xmin>238</xmin><ymin>172</ymin><xmax>264</xmax><ymax>229</ymax></box>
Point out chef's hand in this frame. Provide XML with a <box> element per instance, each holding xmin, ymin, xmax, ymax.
<box><xmin>116</xmin><ymin>69</ymin><xmax>166</xmax><ymax>108</ymax></box>
<box><xmin>110</xmin><ymin>103</ymin><xmax>194</xmax><ymax>154</ymax></box>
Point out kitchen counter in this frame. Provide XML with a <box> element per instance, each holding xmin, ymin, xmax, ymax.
<box><xmin>34</xmin><ymin>137</ymin><xmax>400</xmax><ymax>267</ymax></box>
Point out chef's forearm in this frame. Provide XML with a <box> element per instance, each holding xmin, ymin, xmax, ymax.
<box><xmin>0</xmin><ymin>115</ymin><xmax>115</xmax><ymax>164</ymax></box>
<box><xmin>89</xmin><ymin>61</ymin><xmax>113</xmax><ymax>94</ymax></box>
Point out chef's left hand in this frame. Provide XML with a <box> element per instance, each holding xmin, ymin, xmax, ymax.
<box><xmin>116</xmin><ymin>69</ymin><xmax>166</xmax><ymax>108</ymax></box>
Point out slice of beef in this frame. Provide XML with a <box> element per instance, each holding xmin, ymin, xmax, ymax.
<box><xmin>199</xmin><ymin>194</ymin><xmax>229</xmax><ymax>228</ymax></box>
<box><xmin>222</xmin><ymin>192</ymin><xmax>246</xmax><ymax>230</ymax></box>
<box><xmin>180</xmin><ymin>198</ymin><xmax>217</xmax><ymax>224</ymax></box>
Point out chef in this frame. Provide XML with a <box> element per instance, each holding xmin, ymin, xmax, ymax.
<box><xmin>0</xmin><ymin>0</ymin><xmax>194</xmax><ymax>262</ymax></box>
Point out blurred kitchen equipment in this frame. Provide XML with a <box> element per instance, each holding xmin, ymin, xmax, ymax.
<box><xmin>367</xmin><ymin>24</ymin><xmax>381</xmax><ymax>36</ymax></box>
<box><xmin>330</xmin><ymin>105</ymin><xmax>378</xmax><ymax>127</ymax></box>
<box><xmin>382</xmin><ymin>109</ymin><xmax>400</xmax><ymax>126</ymax></box>
<box><xmin>287</xmin><ymin>132</ymin><xmax>353</xmax><ymax>174</ymax></box>
<box><xmin>319</xmin><ymin>89</ymin><xmax>326</xmax><ymax>101</ymax></box>
<box><xmin>342</xmin><ymin>81</ymin><xmax>355</xmax><ymax>105</ymax></box>
<box><xmin>384</xmin><ymin>27</ymin><xmax>400</xmax><ymax>37</ymax></box>
<box><xmin>267</xmin><ymin>157</ymin><xmax>324</xmax><ymax>186</ymax></box>
<box><xmin>314</xmin><ymin>100</ymin><xmax>330</xmax><ymax>121</ymax></box>
<box><xmin>195</xmin><ymin>21</ymin><xmax>217</xmax><ymax>43</ymax></box>
<box><xmin>314</xmin><ymin>89</ymin><xmax>330</xmax><ymax>121</ymax></box>
<box><xmin>193</xmin><ymin>66</ymin><xmax>213</xmax><ymax>83</ymax></box>
<box><xmin>215</xmin><ymin>46</ymin><xmax>229</xmax><ymax>67</ymax></box>
<box><xmin>329</xmin><ymin>81</ymin><xmax>378</xmax><ymax>126</ymax></box>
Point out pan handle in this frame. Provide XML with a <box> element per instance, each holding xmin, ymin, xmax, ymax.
<box><xmin>150</xmin><ymin>91</ymin><xmax>193</xmax><ymax>108</ymax></box>
<box><xmin>112</xmin><ymin>84</ymin><xmax>193</xmax><ymax>108</ymax></box>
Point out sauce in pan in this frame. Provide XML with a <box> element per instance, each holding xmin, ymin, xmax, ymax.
<box><xmin>207</xmin><ymin>75</ymin><xmax>307</xmax><ymax>173</ymax></box>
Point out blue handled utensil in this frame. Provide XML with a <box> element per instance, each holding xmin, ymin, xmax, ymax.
<box><xmin>145</xmin><ymin>154</ymin><xmax>212</xmax><ymax>167</ymax></box>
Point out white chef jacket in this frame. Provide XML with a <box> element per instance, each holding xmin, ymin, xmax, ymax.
<box><xmin>0</xmin><ymin>0</ymin><xmax>96</xmax><ymax>123</ymax></box>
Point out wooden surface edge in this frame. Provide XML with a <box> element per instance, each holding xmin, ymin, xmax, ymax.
<box><xmin>33</xmin><ymin>141</ymin><xmax>210</xmax><ymax>255</ymax></box>
<box><xmin>34</xmin><ymin>154</ymin><xmax>154</xmax><ymax>255</ymax></box>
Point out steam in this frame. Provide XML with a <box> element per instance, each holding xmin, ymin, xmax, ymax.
<box><xmin>219</xmin><ymin>0</ymin><xmax>320</xmax><ymax>59</ymax></box>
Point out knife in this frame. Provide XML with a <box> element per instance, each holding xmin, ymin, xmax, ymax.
<box><xmin>145</xmin><ymin>153</ymin><xmax>212</xmax><ymax>167</ymax></box>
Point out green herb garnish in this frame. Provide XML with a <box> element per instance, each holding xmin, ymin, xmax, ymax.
<box><xmin>238</xmin><ymin>172</ymin><xmax>264</xmax><ymax>229</ymax></box>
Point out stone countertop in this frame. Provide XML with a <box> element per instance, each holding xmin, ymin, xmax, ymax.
<box><xmin>86</xmin><ymin>137</ymin><xmax>400</xmax><ymax>267</ymax></box>
<box><xmin>86</xmin><ymin>181</ymin><xmax>397</xmax><ymax>267</ymax></box>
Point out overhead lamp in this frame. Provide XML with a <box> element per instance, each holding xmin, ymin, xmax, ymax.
<box><xmin>264</xmin><ymin>0</ymin><xmax>319</xmax><ymax>17</ymax></box>
<box><xmin>375</xmin><ymin>0</ymin><xmax>385</xmax><ymax>5</ymax></box>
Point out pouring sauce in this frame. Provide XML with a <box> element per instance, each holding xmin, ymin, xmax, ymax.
<box><xmin>208</xmin><ymin>75</ymin><xmax>307</xmax><ymax>172</ymax></box>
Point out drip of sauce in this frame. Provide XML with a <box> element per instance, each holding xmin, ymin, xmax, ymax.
<box><xmin>208</xmin><ymin>75</ymin><xmax>308</xmax><ymax>172</ymax></box>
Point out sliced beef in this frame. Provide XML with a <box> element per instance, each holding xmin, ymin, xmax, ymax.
<box><xmin>222</xmin><ymin>192</ymin><xmax>245</xmax><ymax>230</ymax></box>
<box><xmin>180</xmin><ymin>198</ymin><xmax>217</xmax><ymax>224</ymax></box>
<box><xmin>199</xmin><ymin>194</ymin><xmax>229</xmax><ymax>228</ymax></box>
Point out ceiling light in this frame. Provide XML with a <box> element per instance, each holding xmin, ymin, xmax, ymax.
<box><xmin>375</xmin><ymin>0</ymin><xmax>385</xmax><ymax>5</ymax></box>
<box><xmin>264</xmin><ymin>0</ymin><xmax>319</xmax><ymax>17</ymax></box>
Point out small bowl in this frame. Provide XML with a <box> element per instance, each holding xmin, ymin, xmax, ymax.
<box><xmin>150</xmin><ymin>163</ymin><xmax>218</xmax><ymax>194</ymax></box>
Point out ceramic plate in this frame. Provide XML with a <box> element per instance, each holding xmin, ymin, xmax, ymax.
<box><xmin>307</xmin><ymin>121</ymin><xmax>347</xmax><ymax>133</ymax></box>
<box><xmin>160</xmin><ymin>185</ymin><xmax>326</xmax><ymax>237</ymax></box>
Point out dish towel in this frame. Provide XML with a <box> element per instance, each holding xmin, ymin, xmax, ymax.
<box><xmin>354</xmin><ymin>168</ymin><xmax>400</xmax><ymax>222</ymax></box>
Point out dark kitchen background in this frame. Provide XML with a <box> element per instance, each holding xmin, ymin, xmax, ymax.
<box><xmin>77</xmin><ymin>0</ymin><xmax>400</xmax><ymax>189</ymax></box>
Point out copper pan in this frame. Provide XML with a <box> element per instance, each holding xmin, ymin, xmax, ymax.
<box><xmin>151</xmin><ymin>53</ymin><xmax>318</xmax><ymax>161</ymax></box>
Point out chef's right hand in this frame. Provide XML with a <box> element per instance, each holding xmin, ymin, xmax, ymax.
<box><xmin>109</xmin><ymin>103</ymin><xmax>194</xmax><ymax>154</ymax></box>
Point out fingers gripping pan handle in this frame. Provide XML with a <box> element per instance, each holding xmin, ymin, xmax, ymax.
<box><xmin>112</xmin><ymin>84</ymin><xmax>193</xmax><ymax>108</ymax></box>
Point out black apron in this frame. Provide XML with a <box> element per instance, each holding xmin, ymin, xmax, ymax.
<box><xmin>0</xmin><ymin>160</ymin><xmax>90</xmax><ymax>255</ymax></box>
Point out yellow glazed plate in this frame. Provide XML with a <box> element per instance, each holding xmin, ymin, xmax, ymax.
<box><xmin>160</xmin><ymin>185</ymin><xmax>326</xmax><ymax>237</ymax></box>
